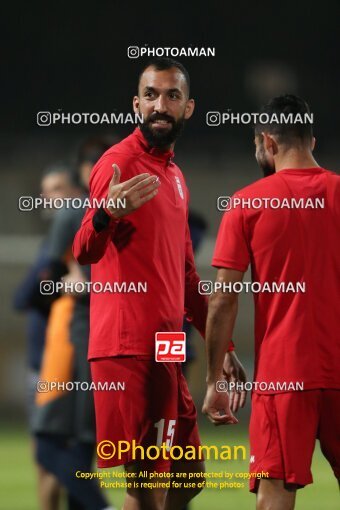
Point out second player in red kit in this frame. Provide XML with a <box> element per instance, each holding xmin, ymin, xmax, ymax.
<box><xmin>203</xmin><ymin>95</ymin><xmax>340</xmax><ymax>510</ymax></box>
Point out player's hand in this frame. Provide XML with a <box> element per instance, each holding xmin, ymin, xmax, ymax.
<box><xmin>223</xmin><ymin>351</ymin><xmax>247</xmax><ymax>413</ymax></box>
<box><xmin>202</xmin><ymin>383</ymin><xmax>238</xmax><ymax>426</ymax></box>
<box><xmin>106</xmin><ymin>164</ymin><xmax>160</xmax><ymax>219</ymax></box>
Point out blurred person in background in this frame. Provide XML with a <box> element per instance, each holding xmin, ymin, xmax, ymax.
<box><xmin>33</xmin><ymin>137</ymin><xmax>116</xmax><ymax>510</ymax></box>
<box><xmin>14</xmin><ymin>164</ymin><xmax>78</xmax><ymax>510</ymax></box>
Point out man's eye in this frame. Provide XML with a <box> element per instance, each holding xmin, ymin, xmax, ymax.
<box><xmin>145</xmin><ymin>92</ymin><xmax>155</xmax><ymax>98</ymax></box>
<box><xmin>169</xmin><ymin>93</ymin><xmax>180</xmax><ymax>100</ymax></box>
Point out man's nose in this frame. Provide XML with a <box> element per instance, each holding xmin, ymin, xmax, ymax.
<box><xmin>154</xmin><ymin>95</ymin><xmax>168</xmax><ymax>113</ymax></box>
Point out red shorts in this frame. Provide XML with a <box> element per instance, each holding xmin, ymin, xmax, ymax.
<box><xmin>91</xmin><ymin>357</ymin><xmax>201</xmax><ymax>471</ymax></box>
<box><xmin>249</xmin><ymin>390</ymin><xmax>340</xmax><ymax>492</ymax></box>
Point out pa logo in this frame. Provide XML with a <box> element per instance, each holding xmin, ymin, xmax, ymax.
<box><xmin>155</xmin><ymin>332</ymin><xmax>186</xmax><ymax>362</ymax></box>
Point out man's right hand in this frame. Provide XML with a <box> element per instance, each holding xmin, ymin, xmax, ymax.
<box><xmin>106</xmin><ymin>164</ymin><xmax>160</xmax><ymax>219</ymax></box>
<box><xmin>223</xmin><ymin>351</ymin><xmax>248</xmax><ymax>413</ymax></box>
<box><xmin>202</xmin><ymin>383</ymin><xmax>238</xmax><ymax>426</ymax></box>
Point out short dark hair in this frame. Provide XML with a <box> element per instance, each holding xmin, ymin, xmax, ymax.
<box><xmin>137</xmin><ymin>57</ymin><xmax>190</xmax><ymax>95</ymax></box>
<box><xmin>254</xmin><ymin>94</ymin><xmax>313</xmax><ymax>145</ymax></box>
<box><xmin>41</xmin><ymin>163</ymin><xmax>79</xmax><ymax>187</ymax></box>
<box><xmin>41</xmin><ymin>162</ymin><xmax>72</xmax><ymax>180</ymax></box>
<box><xmin>77</xmin><ymin>136</ymin><xmax>112</xmax><ymax>166</ymax></box>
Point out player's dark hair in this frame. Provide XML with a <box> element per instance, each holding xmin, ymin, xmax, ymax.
<box><xmin>77</xmin><ymin>136</ymin><xmax>112</xmax><ymax>166</ymax></box>
<box><xmin>41</xmin><ymin>163</ymin><xmax>80</xmax><ymax>188</ymax></box>
<box><xmin>74</xmin><ymin>136</ymin><xmax>113</xmax><ymax>189</ymax></box>
<box><xmin>138</xmin><ymin>57</ymin><xmax>190</xmax><ymax>96</ymax></box>
<box><xmin>254</xmin><ymin>94</ymin><xmax>313</xmax><ymax>145</ymax></box>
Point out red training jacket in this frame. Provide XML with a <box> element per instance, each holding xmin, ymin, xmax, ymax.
<box><xmin>73</xmin><ymin>128</ymin><xmax>207</xmax><ymax>359</ymax></box>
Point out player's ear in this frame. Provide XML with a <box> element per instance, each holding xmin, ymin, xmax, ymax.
<box><xmin>262</xmin><ymin>132</ymin><xmax>272</xmax><ymax>151</ymax></box>
<box><xmin>133</xmin><ymin>96</ymin><xmax>140</xmax><ymax>114</ymax></box>
<box><xmin>184</xmin><ymin>98</ymin><xmax>195</xmax><ymax>120</ymax></box>
<box><xmin>263</xmin><ymin>133</ymin><xmax>278</xmax><ymax>156</ymax></box>
<box><xmin>311</xmin><ymin>136</ymin><xmax>316</xmax><ymax>151</ymax></box>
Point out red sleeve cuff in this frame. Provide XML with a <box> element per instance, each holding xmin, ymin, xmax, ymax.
<box><xmin>227</xmin><ymin>339</ymin><xmax>235</xmax><ymax>352</ymax></box>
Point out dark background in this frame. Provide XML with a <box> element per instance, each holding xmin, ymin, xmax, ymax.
<box><xmin>2</xmin><ymin>1</ymin><xmax>340</xmax><ymax>138</ymax></box>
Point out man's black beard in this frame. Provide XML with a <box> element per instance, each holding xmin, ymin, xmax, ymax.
<box><xmin>139</xmin><ymin>113</ymin><xmax>185</xmax><ymax>149</ymax></box>
<box><xmin>256</xmin><ymin>146</ymin><xmax>275</xmax><ymax>177</ymax></box>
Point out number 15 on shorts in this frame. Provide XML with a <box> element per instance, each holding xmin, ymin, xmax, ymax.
<box><xmin>155</xmin><ymin>332</ymin><xmax>186</xmax><ymax>362</ymax></box>
<box><xmin>154</xmin><ymin>419</ymin><xmax>177</xmax><ymax>449</ymax></box>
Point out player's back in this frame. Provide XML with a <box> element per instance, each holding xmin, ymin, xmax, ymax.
<box><xmin>239</xmin><ymin>167</ymin><xmax>340</xmax><ymax>389</ymax></box>
<box><xmin>244</xmin><ymin>167</ymin><xmax>339</xmax><ymax>286</ymax></box>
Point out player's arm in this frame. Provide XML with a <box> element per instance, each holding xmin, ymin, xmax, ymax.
<box><xmin>73</xmin><ymin>161</ymin><xmax>160</xmax><ymax>265</ymax></box>
<box><xmin>183</xmin><ymin>219</ymin><xmax>208</xmax><ymax>337</ymax></box>
<box><xmin>202</xmin><ymin>199</ymin><xmax>250</xmax><ymax>425</ymax></box>
<box><xmin>202</xmin><ymin>268</ymin><xmax>246</xmax><ymax>425</ymax></box>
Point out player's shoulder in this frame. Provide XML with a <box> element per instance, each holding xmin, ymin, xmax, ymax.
<box><xmin>234</xmin><ymin>174</ymin><xmax>281</xmax><ymax>198</ymax></box>
<box><xmin>234</xmin><ymin>168</ymin><xmax>340</xmax><ymax>201</ymax></box>
<box><xmin>321</xmin><ymin>168</ymin><xmax>340</xmax><ymax>180</ymax></box>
